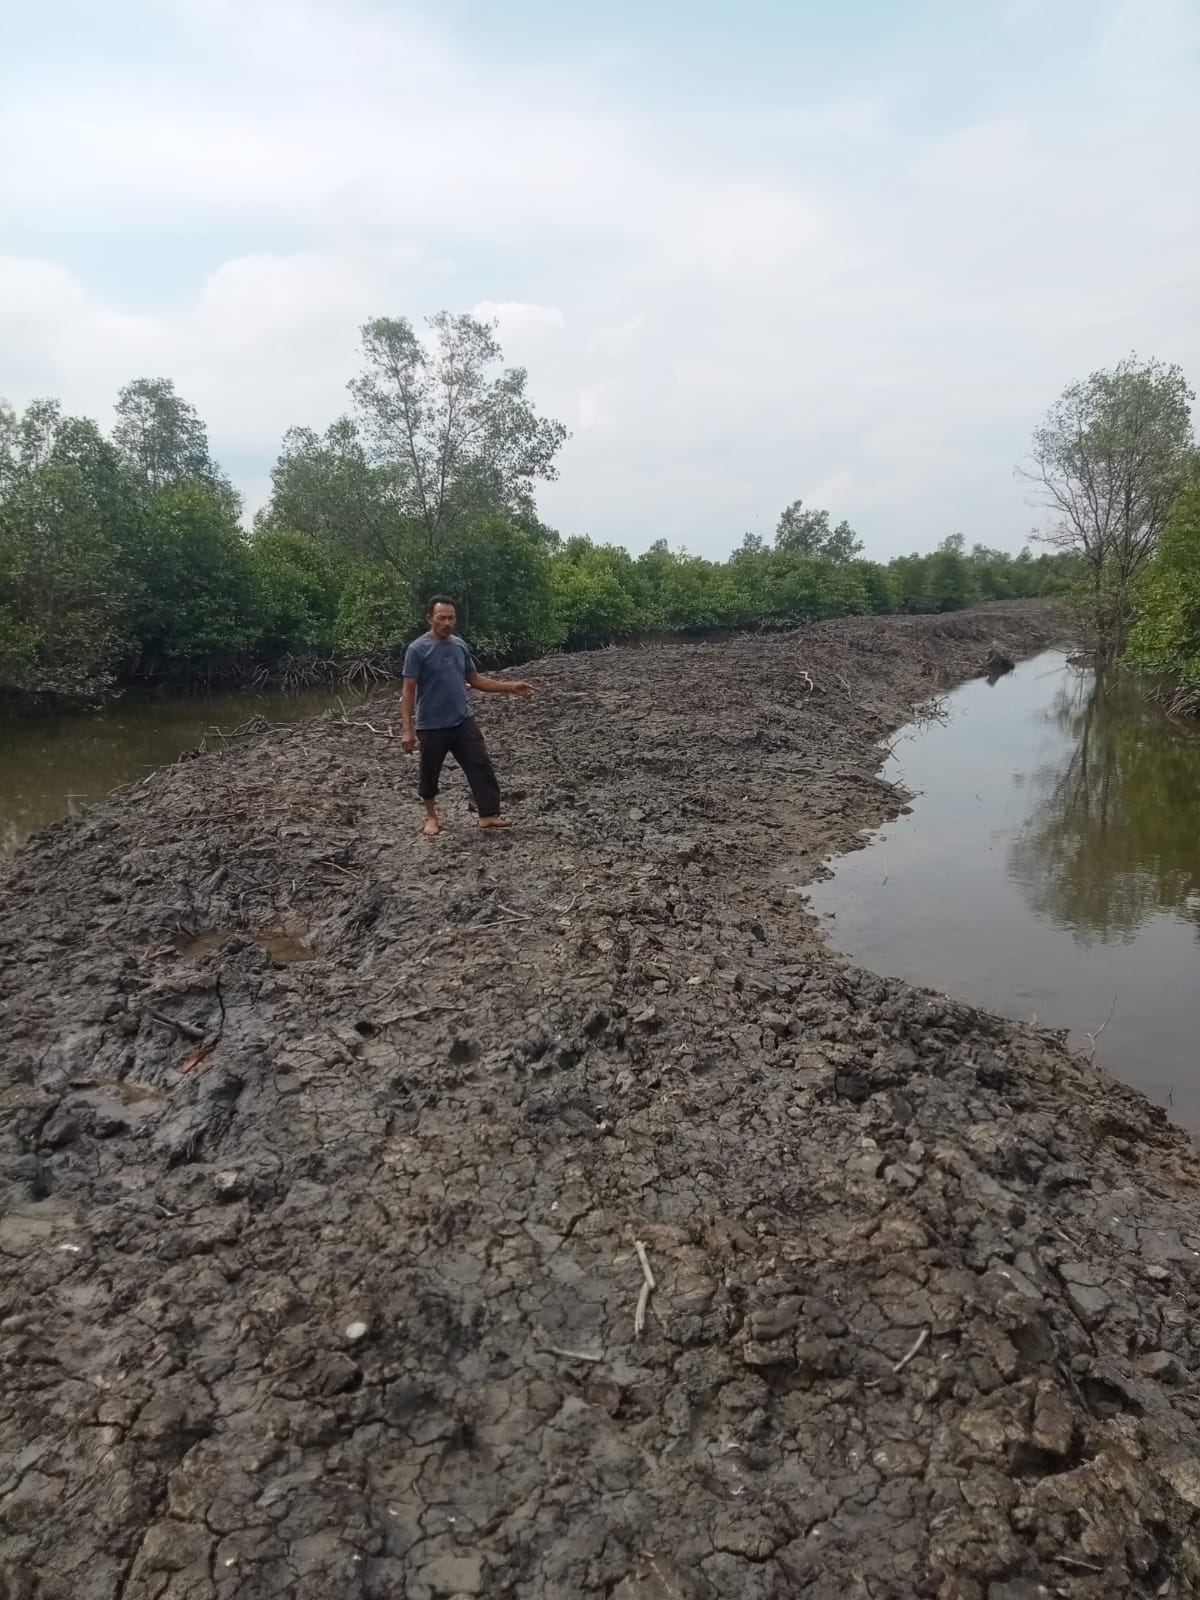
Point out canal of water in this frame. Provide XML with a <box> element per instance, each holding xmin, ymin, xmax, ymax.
<box><xmin>4</xmin><ymin>654</ymin><xmax>1198</xmax><ymax>1131</ymax></box>
<box><xmin>806</xmin><ymin>650</ymin><xmax>1200</xmax><ymax>1131</ymax></box>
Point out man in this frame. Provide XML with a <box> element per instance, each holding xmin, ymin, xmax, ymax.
<box><xmin>399</xmin><ymin>596</ymin><xmax>534</xmax><ymax>837</ymax></box>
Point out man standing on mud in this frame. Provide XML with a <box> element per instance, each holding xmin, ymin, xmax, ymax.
<box><xmin>398</xmin><ymin>596</ymin><xmax>534</xmax><ymax>837</ymax></box>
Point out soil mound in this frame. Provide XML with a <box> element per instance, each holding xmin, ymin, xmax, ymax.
<box><xmin>5</xmin><ymin>604</ymin><xmax>1200</xmax><ymax>1599</ymax></box>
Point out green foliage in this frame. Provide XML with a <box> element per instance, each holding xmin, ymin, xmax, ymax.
<box><xmin>114</xmin><ymin>378</ymin><xmax>238</xmax><ymax>513</ymax></box>
<box><xmin>849</xmin><ymin>560</ymin><xmax>897</xmax><ymax>614</ymax></box>
<box><xmin>262</xmin><ymin>419</ymin><xmax>400</xmax><ymax>570</ymax></box>
<box><xmin>1125</xmin><ymin>483</ymin><xmax>1200</xmax><ymax>703</ymax></box>
<box><xmin>334</xmin><ymin>563</ymin><xmax>414</xmax><ymax>654</ymax></box>
<box><xmin>637</xmin><ymin>546</ymin><xmax>734</xmax><ymax>631</ymax></box>
<box><xmin>0</xmin><ymin>316</ymin><xmax>1105</xmax><ymax>708</ymax></box>
<box><xmin>921</xmin><ymin>539</ymin><xmax>979</xmax><ymax>613</ymax></box>
<box><xmin>775</xmin><ymin>499</ymin><xmax>863</xmax><ymax>564</ymax></box>
<box><xmin>0</xmin><ymin>454</ymin><xmax>125</xmax><ymax>700</ymax></box>
<box><xmin>347</xmin><ymin>313</ymin><xmax>569</xmax><ymax>554</ymax></box>
<box><xmin>762</xmin><ymin>552</ymin><xmax>843</xmax><ymax>624</ymax></box>
<box><xmin>552</xmin><ymin>559</ymin><xmax>639</xmax><ymax>649</ymax></box>
<box><xmin>413</xmin><ymin>515</ymin><xmax>559</xmax><ymax>660</ymax></box>
<box><xmin>1022</xmin><ymin>355</ymin><xmax>1195</xmax><ymax>658</ymax></box>
<box><xmin>129</xmin><ymin>482</ymin><xmax>259</xmax><ymax>667</ymax></box>
<box><xmin>0</xmin><ymin>402</ymin><xmax>129</xmax><ymax>700</ymax></box>
<box><xmin>250</xmin><ymin>530</ymin><xmax>344</xmax><ymax>654</ymax></box>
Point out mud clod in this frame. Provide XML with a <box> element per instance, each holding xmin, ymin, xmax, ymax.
<box><xmin>4</xmin><ymin>604</ymin><xmax>1200</xmax><ymax>1598</ymax></box>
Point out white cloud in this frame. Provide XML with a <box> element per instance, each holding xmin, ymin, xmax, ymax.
<box><xmin>588</xmin><ymin>316</ymin><xmax>646</xmax><ymax>357</ymax></box>
<box><xmin>471</xmin><ymin>302</ymin><xmax>566</xmax><ymax>342</ymax></box>
<box><xmin>0</xmin><ymin>0</ymin><xmax>1197</xmax><ymax>556</ymax></box>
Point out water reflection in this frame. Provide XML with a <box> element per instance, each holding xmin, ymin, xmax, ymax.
<box><xmin>806</xmin><ymin>651</ymin><xmax>1200</xmax><ymax>1129</ymax></box>
<box><xmin>1011</xmin><ymin>672</ymin><xmax>1200</xmax><ymax>944</ymax></box>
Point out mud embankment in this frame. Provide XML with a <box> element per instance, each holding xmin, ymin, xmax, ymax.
<box><xmin>4</xmin><ymin>603</ymin><xmax>1200</xmax><ymax>1599</ymax></box>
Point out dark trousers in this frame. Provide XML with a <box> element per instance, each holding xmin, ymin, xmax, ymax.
<box><xmin>417</xmin><ymin>717</ymin><xmax>501</xmax><ymax>817</ymax></box>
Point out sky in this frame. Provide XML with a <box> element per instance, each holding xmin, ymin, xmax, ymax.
<box><xmin>1</xmin><ymin>0</ymin><xmax>1198</xmax><ymax>560</ymax></box>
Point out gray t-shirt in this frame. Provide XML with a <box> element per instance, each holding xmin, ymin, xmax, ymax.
<box><xmin>402</xmin><ymin>633</ymin><xmax>476</xmax><ymax>730</ymax></box>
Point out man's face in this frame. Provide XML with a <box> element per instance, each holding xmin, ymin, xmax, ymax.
<box><xmin>430</xmin><ymin>604</ymin><xmax>456</xmax><ymax>640</ymax></box>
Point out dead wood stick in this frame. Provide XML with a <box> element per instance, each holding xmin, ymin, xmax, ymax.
<box><xmin>376</xmin><ymin>1003</ymin><xmax>460</xmax><ymax>1027</ymax></box>
<box><xmin>635</xmin><ymin>1283</ymin><xmax>651</xmax><ymax>1338</ymax></box>
<box><xmin>892</xmin><ymin>1327</ymin><xmax>929</xmax><ymax>1374</ymax></box>
<box><xmin>539</xmin><ymin>1343</ymin><xmax>604</xmax><ymax>1363</ymax></box>
<box><xmin>635</xmin><ymin>1239</ymin><xmax>657</xmax><ymax>1290</ymax></box>
<box><xmin>145</xmin><ymin>1009</ymin><xmax>207</xmax><ymax>1043</ymax></box>
<box><xmin>638</xmin><ymin>1552</ymin><xmax>684</xmax><ymax>1600</ymax></box>
<box><xmin>473</xmin><ymin>912</ymin><xmax>537</xmax><ymax>930</ymax></box>
<box><xmin>495</xmin><ymin>901</ymin><xmax>532</xmax><ymax>920</ymax></box>
<box><xmin>634</xmin><ymin>1239</ymin><xmax>656</xmax><ymax>1338</ymax></box>
<box><xmin>1084</xmin><ymin>993</ymin><xmax>1118</xmax><ymax>1062</ymax></box>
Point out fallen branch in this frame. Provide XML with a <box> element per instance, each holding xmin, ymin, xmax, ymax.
<box><xmin>1084</xmin><ymin>994</ymin><xmax>1118</xmax><ymax>1063</ymax></box>
<box><xmin>638</xmin><ymin>1552</ymin><xmax>684</xmax><ymax>1600</ymax></box>
<box><xmin>376</xmin><ymin>1003</ymin><xmax>460</xmax><ymax>1027</ymax></box>
<box><xmin>316</xmin><ymin>859</ymin><xmax>361</xmax><ymax>878</ymax></box>
<box><xmin>539</xmin><ymin>1343</ymin><xmax>604</xmax><ymax>1363</ymax></box>
<box><xmin>472</xmin><ymin>911</ymin><xmax>537</xmax><ymax>931</ymax></box>
<box><xmin>634</xmin><ymin>1239</ymin><xmax>657</xmax><ymax>1338</ymax></box>
<box><xmin>144</xmin><ymin>1009</ymin><xmax>207</xmax><ymax>1043</ymax></box>
<box><xmin>892</xmin><ymin>1327</ymin><xmax>929</xmax><ymax>1374</ymax></box>
<box><xmin>196</xmin><ymin>715</ymin><xmax>270</xmax><ymax>754</ymax></box>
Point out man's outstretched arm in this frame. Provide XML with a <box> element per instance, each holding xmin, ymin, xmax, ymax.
<box><xmin>466</xmin><ymin>671</ymin><xmax>534</xmax><ymax>698</ymax></box>
<box><xmin>399</xmin><ymin>677</ymin><xmax>418</xmax><ymax>751</ymax></box>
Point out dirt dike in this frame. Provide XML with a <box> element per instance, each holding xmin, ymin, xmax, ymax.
<box><xmin>3</xmin><ymin>601</ymin><xmax>1200</xmax><ymax>1600</ymax></box>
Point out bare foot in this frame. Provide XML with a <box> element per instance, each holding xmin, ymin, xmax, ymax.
<box><xmin>422</xmin><ymin>816</ymin><xmax>441</xmax><ymax>837</ymax></box>
<box><xmin>477</xmin><ymin>816</ymin><xmax>512</xmax><ymax>830</ymax></box>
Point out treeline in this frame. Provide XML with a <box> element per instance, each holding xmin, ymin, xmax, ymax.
<box><xmin>1</xmin><ymin>312</ymin><xmax>1073</xmax><ymax>708</ymax></box>
<box><xmin>1023</xmin><ymin>355</ymin><xmax>1199</xmax><ymax>715</ymax></box>
<box><xmin>1125</xmin><ymin>481</ymin><xmax>1200</xmax><ymax>716</ymax></box>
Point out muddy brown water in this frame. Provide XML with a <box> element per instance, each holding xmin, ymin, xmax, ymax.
<box><xmin>0</xmin><ymin>684</ymin><xmax>374</xmax><ymax>859</ymax></box>
<box><xmin>807</xmin><ymin>649</ymin><xmax>1200</xmax><ymax>1129</ymax></box>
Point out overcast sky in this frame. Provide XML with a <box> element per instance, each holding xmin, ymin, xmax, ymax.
<box><xmin>2</xmin><ymin>0</ymin><xmax>1198</xmax><ymax>559</ymax></box>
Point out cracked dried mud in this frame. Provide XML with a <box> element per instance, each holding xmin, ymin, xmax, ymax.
<box><xmin>5</xmin><ymin>604</ymin><xmax>1200</xmax><ymax>1599</ymax></box>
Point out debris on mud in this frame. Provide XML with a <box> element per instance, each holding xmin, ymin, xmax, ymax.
<box><xmin>980</xmin><ymin>644</ymin><xmax>1016</xmax><ymax>682</ymax></box>
<box><xmin>4</xmin><ymin>602</ymin><xmax>1200</xmax><ymax>1599</ymax></box>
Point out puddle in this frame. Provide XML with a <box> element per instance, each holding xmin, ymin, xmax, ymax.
<box><xmin>175</xmin><ymin>928</ymin><xmax>314</xmax><ymax>964</ymax></box>
<box><xmin>68</xmin><ymin>1081</ymin><xmax>164</xmax><ymax>1107</ymax></box>
<box><xmin>67</xmin><ymin>1079</ymin><xmax>166</xmax><ymax>1131</ymax></box>
<box><xmin>807</xmin><ymin>650</ymin><xmax>1200</xmax><ymax>1131</ymax></box>
<box><xmin>0</xmin><ymin>1195</ymin><xmax>78</xmax><ymax>1254</ymax></box>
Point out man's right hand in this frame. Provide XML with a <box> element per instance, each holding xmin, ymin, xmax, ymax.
<box><xmin>400</xmin><ymin>731</ymin><xmax>417</xmax><ymax>755</ymax></box>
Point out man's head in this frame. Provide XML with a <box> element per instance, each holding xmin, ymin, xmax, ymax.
<box><xmin>426</xmin><ymin>596</ymin><xmax>457</xmax><ymax>640</ymax></box>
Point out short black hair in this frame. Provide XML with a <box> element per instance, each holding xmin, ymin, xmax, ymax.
<box><xmin>425</xmin><ymin>595</ymin><xmax>458</xmax><ymax>616</ymax></box>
